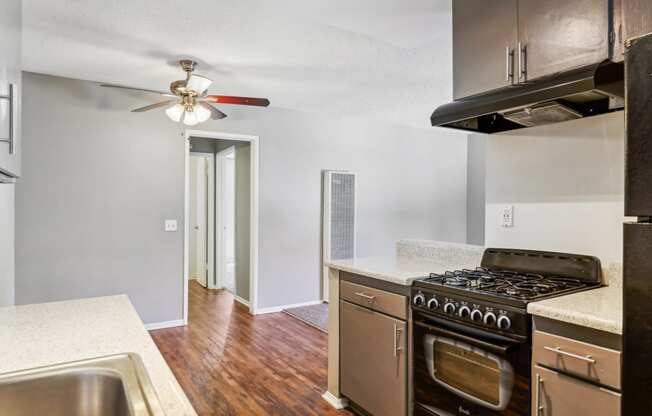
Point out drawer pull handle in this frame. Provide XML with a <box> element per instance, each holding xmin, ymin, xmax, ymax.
<box><xmin>354</xmin><ymin>292</ymin><xmax>376</xmax><ymax>301</ymax></box>
<box><xmin>535</xmin><ymin>373</ymin><xmax>544</xmax><ymax>414</ymax></box>
<box><xmin>393</xmin><ymin>324</ymin><xmax>403</xmax><ymax>358</ymax></box>
<box><xmin>544</xmin><ymin>346</ymin><xmax>596</xmax><ymax>364</ymax></box>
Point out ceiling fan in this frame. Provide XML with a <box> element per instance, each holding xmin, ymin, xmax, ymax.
<box><xmin>101</xmin><ymin>60</ymin><xmax>270</xmax><ymax>126</ymax></box>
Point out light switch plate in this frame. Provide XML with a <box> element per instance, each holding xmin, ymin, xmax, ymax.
<box><xmin>501</xmin><ymin>205</ymin><xmax>514</xmax><ymax>227</ymax></box>
<box><xmin>164</xmin><ymin>219</ymin><xmax>178</xmax><ymax>232</ymax></box>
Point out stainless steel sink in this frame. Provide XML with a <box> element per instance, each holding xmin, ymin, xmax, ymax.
<box><xmin>0</xmin><ymin>353</ymin><xmax>164</xmax><ymax>416</ymax></box>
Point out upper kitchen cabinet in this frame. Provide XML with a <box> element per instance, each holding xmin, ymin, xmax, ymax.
<box><xmin>0</xmin><ymin>0</ymin><xmax>21</xmax><ymax>178</ymax></box>
<box><xmin>518</xmin><ymin>0</ymin><xmax>610</xmax><ymax>82</ymax></box>
<box><xmin>453</xmin><ymin>0</ymin><xmax>518</xmax><ymax>100</ymax></box>
<box><xmin>621</xmin><ymin>0</ymin><xmax>652</xmax><ymax>43</ymax></box>
<box><xmin>453</xmin><ymin>0</ymin><xmax>614</xmax><ymax>100</ymax></box>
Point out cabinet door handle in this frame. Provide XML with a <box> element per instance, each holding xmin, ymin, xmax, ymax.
<box><xmin>518</xmin><ymin>42</ymin><xmax>527</xmax><ymax>81</ymax></box>
<box><xmin>393</xmin><ymin>324</ymin><xmax>403</xmax><ymax>358</ymax></box>
<box><xmin>0</xmin><ymin>84</ymin><xmax>15</xmax><ymax>155</ymax></box>
<box><xmin>535</xmin><ymin>373</ymin><xmax>544</xmax><ymax>414</ymax></box>
<box><xmin>543</xmin><ymin>346</ymin><xmax>596</xmax><ymax>364</ymax></box>
<box><xmin>505</xmin><ymin>46</ymin><xmax>514</xmax><ymax>83</ymax></box>
<box><xmin>354</xmin><ymin>292</ymin><xmax>376</xmax><ymax>301</ymax></box>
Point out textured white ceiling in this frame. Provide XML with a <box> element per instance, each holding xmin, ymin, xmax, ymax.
<box><xmin>23</xmin><ymin>0</ymin><xmax>453</xmax><ymax>127</ymax></box>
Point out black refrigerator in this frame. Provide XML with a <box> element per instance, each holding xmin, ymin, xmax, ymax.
<box><xmin>623</xmin><ymin>32</ymin><xmax>652</xmax><ymax>415</ymax></box>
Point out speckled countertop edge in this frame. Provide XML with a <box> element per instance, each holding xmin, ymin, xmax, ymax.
<box><xmin>326</xmin><ymin>240</ymin><xmax>485</xmax><ymax>286</ymax></box>
<box><xmin>0</xmin><ymin>295</ymin><xmax>197</xmax><ymax>415</ymax></box>
<box><xmin>527</xmin><ymin>263</ymin><xmax>623</xmax><ymax>335</ymax></box>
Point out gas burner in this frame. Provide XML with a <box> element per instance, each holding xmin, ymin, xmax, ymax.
<box><xmin>421</xmin><ymin>266</ymin><xmax>591</xmax><ymax>302</ymax></box>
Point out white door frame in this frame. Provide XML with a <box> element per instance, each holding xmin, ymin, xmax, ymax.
<box><xmin>183</xmin><ymin>129</ymin><xmax>260</xmax><ymax>320</ymax></box>
<box><xmin>189</xmin><ymin>152</ymin><xmax>215</xmax><ymax>289</ymax></box>
<box><xmin>215</xmin><ymin>145</ymin><xmax>236</xmax><ymax>292</ymax></box>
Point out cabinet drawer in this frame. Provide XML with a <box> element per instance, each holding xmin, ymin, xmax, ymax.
<box><xmin>533</xmin><ymin>330</ymin><xmax>621</xmax><ymax>390</ymax></box>
<box><xmin>340</xmin><ymin>300</ymin><xmax>407</xmax><ymax>416</ymax></box>
<box><xmin>340</xmin><ymin>280</ymin><xmax>407</xmax><ymax>320</ymax></box>
<box><xmin>533</xmin><ymin>365</ymin><xmax>620</xmax><ymax>416</ymax></box>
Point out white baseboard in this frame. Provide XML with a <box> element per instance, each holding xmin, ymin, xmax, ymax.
<box><xmin>322</xmin><ymin>391</ymin><xmax>349</xmax><ymax>410</ymax></box>
<box><xmin>254</xmin><ymin>300</ymin><xmax>324</xmax><ymax>315</ymax></box>
<box><xmin>145</xmin><ymin>319</ymin><xmax>186</xmax><ymax>330</ymax></box>
<box><xmin>234</xmin><ymin>295</ymin><xmax>250</xmax><ymax>307</ymax></box>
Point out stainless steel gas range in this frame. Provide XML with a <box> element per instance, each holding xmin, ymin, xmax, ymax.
<box><xmin>411</xmin><ymin>248</ymin><xmax>602</xmax><ymax>416</ymax></box>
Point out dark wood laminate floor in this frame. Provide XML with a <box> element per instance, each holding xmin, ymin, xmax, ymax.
<box><xmin>150</xmin><ymin>281</ymin><xmax>354</xmax><ymax>416</ymax></box>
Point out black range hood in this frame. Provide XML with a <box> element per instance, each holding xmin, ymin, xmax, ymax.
<box><xmin>431</xmin><ymin>61</ymin><xmax>624</xmax><ymax>134</ymax></box>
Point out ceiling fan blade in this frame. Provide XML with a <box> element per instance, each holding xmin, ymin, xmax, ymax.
<box><xmin>186</xmin><ymin>74</ymin><xmax>213</xmax><ymax>94</ymax></box>
<box><xmin>131</xmin><ymin>100</ymin><xmax>177</xmax><ymax>113</ymax></box>
<box><xmin>199</xmin><ymin>102</ymin><xmax>227</xmax><ymax>119</ymax></box>
<box><xmin>100</xmin><ymin>83</ymin><xmax>177</xmax><ymax>98</ymax></box>
<box><xmin>204</xmin><ymin>95</ymin><xmax>270</xmax><ymax>107</ymax></box>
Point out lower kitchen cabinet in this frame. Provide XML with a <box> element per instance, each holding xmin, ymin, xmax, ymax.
<box><xmin>533</xmin><ymin>365</ymin><xmax>621</xmax><ymax>416</ymax></box>
<box><xmin>339</xmin><ymin>277</ymin><xmax>408</xmax><ymax>416</ymax></box>
<box><xmin>531</xmin><ymin>318</ymin><xmax>622</xmax><ymax>416</ymax></box>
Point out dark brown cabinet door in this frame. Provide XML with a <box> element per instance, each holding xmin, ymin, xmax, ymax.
<box><xmin>517</xmin><ymin>0</ymin><xmax>610</xmax><ymax>82</ymax></box>
<box><xmin>453</xmin><ymin>0</ymin><xmax>518</xmax><ymax>99</ymax></box>
<box><xmin>622</xmin><ymin>0</ymin><xmax>652</xmax><ymax>43</ymax></box>
<box><xmin>340</xmin><ymin>300</ymin><xmax>407</xmax><ymax>416</ymax></box>
<box><xmin>533</xmin><ymin>365</ymin><xmax>621</xmax><ymax>416</ymax></box>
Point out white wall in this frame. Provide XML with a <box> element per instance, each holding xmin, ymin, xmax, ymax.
<box><xmin>17</xmin><ymin>72</ymin><xmax>470</xmax><ymax>318</ymax></box>
<box><xmin>0</xmin><ymin>185</ymin><xmax>15</xmax><ymax>306</ymax></box>
<box><xmin>484</xmin><ymin>112</ymin><xmax>625</xmax><ymax>263</ymax></box>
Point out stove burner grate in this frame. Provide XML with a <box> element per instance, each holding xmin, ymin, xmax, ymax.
<box><xmin>424</xmin><ymin>267</ymin><xmax>587</xmax><ymax>301</ymax></box>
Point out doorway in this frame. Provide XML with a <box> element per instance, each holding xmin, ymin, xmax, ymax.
<box><xmin>189</xmin><ymin>153</ymin><xmax>215</xmax><ymax>288</ymax></box>
<box><xmin>217</xmin><ymin>146</ymin><xmax>236</xmax><ymax>294</ymax></box>
<box><xmin>183</xmin><ymin>130</ymin><xmax>260</xmax><ymax>322</ymax></box>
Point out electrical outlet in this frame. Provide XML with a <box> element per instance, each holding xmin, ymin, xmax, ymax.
<box><xmin>164</xmin><ymin>219</ymin><xmax>178</xmax><ymax>232</ymax></box>
<box><xmin>501</xmin><ymin>206</ymin><xmax>514</xmax><ymax>227</ymax></box>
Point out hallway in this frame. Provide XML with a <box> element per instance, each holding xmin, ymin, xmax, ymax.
<box><xmin>150</xmin><ymin>281</ymin><xmax>352</xmax><ymax>416</ymax></box>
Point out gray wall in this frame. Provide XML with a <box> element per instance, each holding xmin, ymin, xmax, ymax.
<box><xmin>234</xmin><ymin>144</ymin><xmax>250</xmax><ymax>301</ymax></box>
<box><xmin>466</xmin><ymin>135</ymin><xmax>486</xmax><ymax>245</ymax></box>
<box><xmin>196</xmin><ymin>109</ymin><xmax>469</xmax><ymax>308</ymax></box>
<box><xmin>484</xmin><ymin>112</ymin><xmax>624</xmax><ymax>263</ymax></box>
<box><xmin>17</xmin><ymin>72</ymin><xmax>470</xmax><ymax>319</ymax></box>
<box><xmin>16</xmin><ymin>72</ymin><xmax>185</xmax><ymax>323</ymax></box>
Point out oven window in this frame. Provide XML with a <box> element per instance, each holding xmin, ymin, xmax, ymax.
<box><xmin>433</xmin><ymin>341</ymin><xmax>501</xmax><ymax>406</ymax></box>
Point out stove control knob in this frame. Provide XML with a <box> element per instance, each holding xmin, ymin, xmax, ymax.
<box><xmin>413</xmin><ymin>293</ymin><xmax>426</xmax><ymax>307</ymax></box>
<box><xmin>483</xmin><ymin>312</ymin><xmax>497</xmax><ymax>326</ymax></box>
<box><xmin>497</xmin><ymin>315</ymin><xmax>512</xmax><ymax>330</ymax></box>
<box><xmin>470</xmin><ymin>309</ymin><xmax>483</xmax><ymax>322</ymax></box>
<box><xmin>443</xmin><ymin>302</ymin><xmax>456</xmax><ymax>314</ymax></box>
<box><xmin>427</xmin><ymin>298</ymin><xmax>439</xmax><ymax>310</ymax></box>
<box><xmin>458</xmin><ymin>306</ymin><xmax>471</xmax><ymax>318</ymax></box>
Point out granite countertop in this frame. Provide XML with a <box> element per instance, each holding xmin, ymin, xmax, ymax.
<box><xmin>0</xmin><ymin>295</ymin><xmax>196</xmax><ymax>415</ymax></box>
<box><xmin>527</xmin><ymin>263</ymin><xmax>623</xmax><ymax>335</ymax></box>
<box><xmin>325</xmin><ymin>240</ymin><xmax>485</xmax><ymax>286</ymax></box>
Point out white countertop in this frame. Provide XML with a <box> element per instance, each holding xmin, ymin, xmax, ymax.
<box><xmin>0</xmin><ymin>295</ymin><xmax>196</xmax><ymax>415</ymax></box>
<box><xmin>528</xmin><ymin>284</ymin><xmax>622</xmax><ymax>335</ymax></box>
<box><xmin>326</xmin><ymin>241</ymin><xmax>484</xmax><ymax>286</ymax></box>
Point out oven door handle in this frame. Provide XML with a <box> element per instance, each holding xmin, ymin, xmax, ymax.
<box><xmin>414</xmin><ymin>320</ymin><xmax>513</xmax><ymax>355</ymax></box>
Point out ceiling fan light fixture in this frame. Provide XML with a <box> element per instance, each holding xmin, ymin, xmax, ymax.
<box><xmin>186</xmin><ymin>74</ymin><xmax>213</xmax><ymax>95</ymax></box>
<box><xmin>183</xmin><ymin>109</ymin><xmax>199</xmax><ymax>126</ymax></box>
<box><xmin>165</xmin><ymin>103</ymin><xmax>185</xmax><ymax>122</ymax></box>
<box><xmin>195</xmin><ymin>104</ymin><xmax>212</xmax><ymax>123</ymax></box>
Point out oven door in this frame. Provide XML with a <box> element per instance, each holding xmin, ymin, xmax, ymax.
<box><xmin>413</xmin><ymin>316</ymin><xmax>530</xmax><ymax>416</ymax></box>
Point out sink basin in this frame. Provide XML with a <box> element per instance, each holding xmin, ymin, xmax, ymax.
<box><xmin>0</xmin><ymin>353</ymin><xmax>164</xmax><ymax>416</ymax></box>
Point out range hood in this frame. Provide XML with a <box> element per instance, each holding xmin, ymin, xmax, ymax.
<box><xmin>431</xmin><ymin>61</ymin><xmax>624</xmax><ymax>134</ymax></box>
